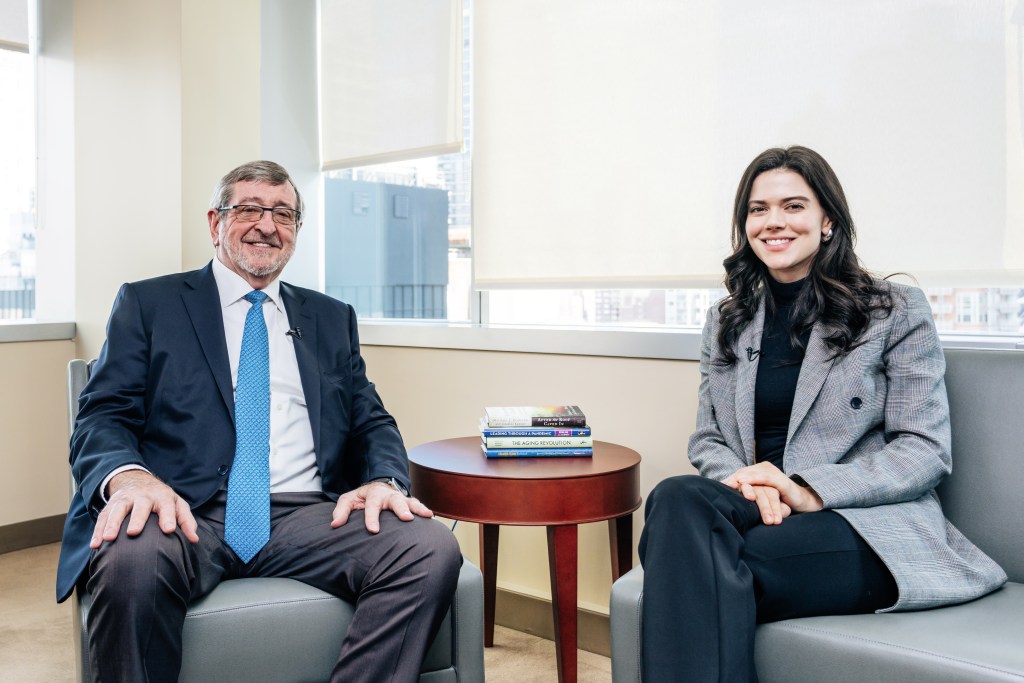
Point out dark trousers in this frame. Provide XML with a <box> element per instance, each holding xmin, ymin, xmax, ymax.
<box><xmin>86</xmin><ymin>491</ymin><xmax>462</xmax><ymax>683</ymax></box>
<box><xmin>638</xmin><ymin>475</ymin><xmax>897</xmax><ymax>683</ymax></box>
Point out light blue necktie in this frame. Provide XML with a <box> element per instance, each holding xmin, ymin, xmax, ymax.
<box><xmin>224</xmin><ymin>290</ymin><xmax>271</xmax><ymax>563</ymax></box>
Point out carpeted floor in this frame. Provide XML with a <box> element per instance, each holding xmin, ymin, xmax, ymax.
<box><xmin>0</xmin><ymin>543</ymin><xmax>611</xmax><ymax>682</ymax></box>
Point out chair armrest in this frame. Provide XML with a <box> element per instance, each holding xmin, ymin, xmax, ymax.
<box><xmin>452</xmin><ymin>558</ymin><xmax>485</xmax><ymax>682</ymax></box>
<box><xmin>610</xmin><ymin>565</ymin><xmax>644</xmax><ymax>683</ymax></box>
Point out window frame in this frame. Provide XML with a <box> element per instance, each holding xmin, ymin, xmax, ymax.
<box><xmin>357</xmin><ymin>290</ymin><xmax>1024</xmax><ymax>360</ymax></box>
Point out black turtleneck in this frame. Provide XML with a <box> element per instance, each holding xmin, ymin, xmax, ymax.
<box><xmin>753</xmin><ymin>277</ymin><xmax>812</xmax><ymax>470</ymax></box>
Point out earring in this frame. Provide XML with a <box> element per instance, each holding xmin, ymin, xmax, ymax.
<box><xmin>822</xmin><ymin>230</ymin><xmax>833</xmax><ymax>243</ymax></box>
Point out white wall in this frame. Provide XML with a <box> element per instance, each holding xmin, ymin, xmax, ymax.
<box><xmin>180</xmin><ymin>0</ymin><xmax>262</xmax><ymax>273</ymax></box>
<box><xmin>71</xmin><ymin>0</ymin><xmax>266</xmax><ymax>359</ymax></box>
<box><xmin>72</xmin><ymin>0</ymin><xmax>184</xmax><ymax>357</ymax></box>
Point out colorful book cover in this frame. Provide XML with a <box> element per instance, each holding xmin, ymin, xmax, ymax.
<box><xmin>483</xmin><ymin>405</ymin><xmax>587</xmax><ymax>427</ymax></box>
<box><xmin>482</xmin><ymin>436</ymin><xmax>594</xmax><ymax>449</ymax></box>
<box><xmin>478</xmin><ymin>419</ymin><xmax>591</xmax><ymax>438</ymax></box>
<box><xmin>481</xmin><ymin>444</ymin><xmax>594</xmax><ymax>458</ymax></box>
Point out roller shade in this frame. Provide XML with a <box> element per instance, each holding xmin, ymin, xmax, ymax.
<box><xmin>473</xmin><ymin>0</ymin><xmax>1023</xmax><ymax>289</ymax></box>
<box><xmin>318</xmin><ymin>0</ymin><xmax>463</xmax><ymax>171</ymax></box>
<box><xmin>0</xmin><ymin>0</ymin><xmax>29</xmax><ymax>51</ymax></box>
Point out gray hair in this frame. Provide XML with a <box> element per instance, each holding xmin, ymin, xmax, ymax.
<box><xmin>209</xmin><ymin>160</ymin><xmax>305</xmax><ymax>218</ymax></box>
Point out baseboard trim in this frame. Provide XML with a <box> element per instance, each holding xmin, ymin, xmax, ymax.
<box><xmin>495</xmin><ymin>588</ymin><xmax>610</xmax><ymax>657</ymax></box>
<box><xmin>0</xmin><ymin>514</ymin><xmax>64</xmax><ymax>554</ymax></box>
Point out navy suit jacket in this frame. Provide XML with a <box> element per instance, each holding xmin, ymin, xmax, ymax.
<box><xmin>56</xmin><ymin>262</ymin><xmax>408</xmax><ymax>602</ymax></box>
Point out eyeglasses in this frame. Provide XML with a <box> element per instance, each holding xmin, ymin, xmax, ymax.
<box><xmin>218</xmin><ymin>204</ymin><xmax>302</xmax><ymax>226</ymax></box>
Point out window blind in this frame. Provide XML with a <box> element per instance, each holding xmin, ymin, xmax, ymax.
<box><xmin>473</xmin><ymin>0</ymin><xmax>1023</xmax><ymax>289</ymax></box>
<box><xmin>318</xmin><ymin>0</ymin><xmax>463</xmax><ymax>171</ymax></box>
<box><xmin>0</xmin><ymin>0</ymin><xmax>29</xmax><ymax>51</ymax></box>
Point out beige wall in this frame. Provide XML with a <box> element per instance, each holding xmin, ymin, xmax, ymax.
<box><xmin>362</xmin><ymin>345</ymin><xmax>701</xmax><ymax>614</ymax></box>
<box><xmin>0</xmin><ymin>340</ymin><xmax>77</xmax><ymax>526</ymax></box>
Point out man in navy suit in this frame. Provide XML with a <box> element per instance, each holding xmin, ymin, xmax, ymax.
<box><xmin>56</xmin><ymin>160</ymin><xmax>461</xmax><ymax>682</ymax></box>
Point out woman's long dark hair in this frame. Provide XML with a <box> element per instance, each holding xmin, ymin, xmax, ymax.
<box><xmin>716</xmin><ymin>146</ymin><xmax>895</xmax><ymax>364</ymax></box>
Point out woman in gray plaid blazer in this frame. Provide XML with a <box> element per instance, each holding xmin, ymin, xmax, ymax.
<box><xmin>638</xmin><ymin>146</ymin><xmax>1006</xmax><ymax>682</ymax></box>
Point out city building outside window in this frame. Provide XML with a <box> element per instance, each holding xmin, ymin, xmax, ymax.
<box><xmin>321</xmin><ymin>0</ymin><xmax>472</xmax><ymax>323</ymax></box>
<box><xmin>0</xmin><ymin>45</ymin><xmax>36</xmax><ymax>320</ymax></box>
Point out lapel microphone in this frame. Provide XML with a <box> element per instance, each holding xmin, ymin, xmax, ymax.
<box><xmin>746</xmin><ymin>347</ymin><xmax>760</xmax><ymax>361</ymax></box>
<box><xmin>286</xmin><ymin>327</ymin><xmax>303</xmax><ymax>340</ymax></box>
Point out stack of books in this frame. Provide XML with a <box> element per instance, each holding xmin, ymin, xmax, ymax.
<box><xmin>480</xmin><ymin>406</ymin><xmax>593</xmax><ymax>458</ymax></box>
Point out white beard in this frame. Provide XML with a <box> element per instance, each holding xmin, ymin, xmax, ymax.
<box><xmin>220</xmin><ymin>227</ymin><xmax>295</xmax><ymax>278</ymax></box>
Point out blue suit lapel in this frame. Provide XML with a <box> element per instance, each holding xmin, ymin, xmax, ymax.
<box><xmin>182</xmin><ymin>264</ymin><xmax>234</xmax><ymax>418</ymax></box>
<box><xmin>282</xmin><ymin>283</ymin><xmax>321</xmax><ymax>457</ymax></box>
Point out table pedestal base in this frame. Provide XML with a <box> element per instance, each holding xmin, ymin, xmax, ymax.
<box><xmin>480</xmin><ymin>517</ymin><xmax>633</xmax><ymax>683</ymax></box>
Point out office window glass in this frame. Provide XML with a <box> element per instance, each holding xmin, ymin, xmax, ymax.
<box><xmin>941</xmin><ymin>288</ymin><xmax>1021</xmax><ymax>333</ymax></box>
<box><xmin>323</xmin><ymin>154</ymin><xmax>472</xmax><ymax>321</ymax></box>
<box><xmin>321</xmin><ymin>0</ymin><xmax>472</xmax><ymax>321</ymax></box>
<box><xmin>317</xmin><ymin>0</ymin><xmax>1023</xmax><ymax>339</ymax></box>
<box><xmin>488</xmin><ymin>289</ymin><xmax>726</xmax><ymax>329</ymax></box>
<box><xmin>0</xmin><ymin>46</ymin><xmax>35</xmax><ymax>320</ymax></box>
<box><xmin>476</xmin><ymin>1</ymin><xmax>1023</xmax><ymax>339</ymax></box>
<box><xmin>490</xmin><ymin>286</ymin><xmax>1023</xmax><ymax>336</ymax></box>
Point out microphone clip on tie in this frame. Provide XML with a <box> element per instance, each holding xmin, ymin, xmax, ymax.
<box><xmin>286</xmin><ymin>327</ymin><xmax>303</xmax><ymax>340</ymax></box>
<box><xmin>746</xmin><ymin>347</ymin><xmax>760</xmax><ymax>362</ymax></box>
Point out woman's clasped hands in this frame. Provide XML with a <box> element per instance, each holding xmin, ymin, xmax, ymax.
<box><xmin>722</xmin><ymin>462</ymin><xmax>824</xmax><ymax>525</ymax></box>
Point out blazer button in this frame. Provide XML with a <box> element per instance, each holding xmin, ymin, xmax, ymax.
<box><xmin>217</xmin><ymin>464</ymin><xmax>229</xmax><ymax>476</ymax></box>
<box><xmin>850</xmin><ymin>397</ymin><xmax>863</xmax><ymax>409</ymax></box>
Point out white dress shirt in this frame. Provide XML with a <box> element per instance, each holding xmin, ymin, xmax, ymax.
<box><xmin>212</xmin><ymin>258</ymin><xmax>321</xmax><ymax>493</ymax></box>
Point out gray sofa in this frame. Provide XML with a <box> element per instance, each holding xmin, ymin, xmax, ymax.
<box><xmin>68</xmin><ymin>359</ymin><xmax>486</xmax><ymax>683</ymax></box>
<box><xmin>610</xmin><ymin>347</ymin><xmax>1024</xmax><ymax>682</ymax></box>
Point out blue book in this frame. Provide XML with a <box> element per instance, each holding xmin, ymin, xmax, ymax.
<box><xmin>481</xmin><ymin>445</ymin><xmax>594</xmax><ymax>458</ymax></box>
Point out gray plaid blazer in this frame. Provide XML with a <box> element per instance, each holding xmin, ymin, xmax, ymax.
<box><xmin>689</xmin><ymin>282</ymin><xmax>1006</xmax><ymax>611</ymax></box>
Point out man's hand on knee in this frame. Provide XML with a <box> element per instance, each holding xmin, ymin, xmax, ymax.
<box><xmin>331</xmin><ymin>482</ymin><xmax>434</xmax><ymax>534</ymax></box>
<box><xmin>90</xmin><ymin>470</ymin><xmax>199</xmax><ymax>549</ymax></box>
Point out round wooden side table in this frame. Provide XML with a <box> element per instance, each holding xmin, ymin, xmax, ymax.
<box><xmin>409</xmin><ymin>437</ymin><xmax>642</xmax><ymax>683</ymax></box>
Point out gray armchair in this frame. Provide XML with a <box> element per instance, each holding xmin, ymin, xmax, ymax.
<box><xmin>609</xmin><ymin>348</ymin><xmax>1024</xmax><ymax>682</ymax></box>
<box><xmin>68</xmin><ymin>359</ymin><xmax>486</xmax><ymax>683</ymax></box>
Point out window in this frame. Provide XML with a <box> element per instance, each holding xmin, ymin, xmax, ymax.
<box><xmin>470</xmin><ymin>1</ymin><xmax>1024</xmax><ymax>340</ymax></box>
<box><xmin>319</xmin><ymin>0</ymin><xmax>1023</xmax><ymax>344</ymax></box>
<box><xmin>488</xmin><ymin>288</ymin><xmax>726</xmax><ymax>329</ymax></box>
<box><xmin>0</xmin><ymin>45</ymin><xmax>35</xmax><ymax>320</ymax></box>
<box><xmin>945</xmin><ymin>288</ymin><xmax>1021</xmax><ymax>333</ymax></box>
<box><xmin>323</xmin><ymin>152</ymin><xmax>472</xmax><ymax>322</ymax></box>
<box><xmin>320</xmin><ymin>0</ymin><xmax>471</xmax><ymax>322</ymax></box>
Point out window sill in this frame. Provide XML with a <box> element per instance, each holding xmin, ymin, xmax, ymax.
<box><xmin>0</xmin><ymin>320</ymin><xmax>76</xmax><ymax>343</ymax></box>
<box><xmin>358</xmin><ymin>319</ymin><xmax>704</xmax><ymax>360</ymax></box>
<box><xmin>358</xmin><ymin>320</ymin><xmax>1024</xmax><ymax>360</ymax></box>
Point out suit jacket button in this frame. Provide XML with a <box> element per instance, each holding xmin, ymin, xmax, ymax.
<box><xmin>217</xmin><ymin>464</ymin><xmax>229</xmax><ymax>476</ymax></box>
<box><xmin>850</xmin><ymin>397</ymin><xmax>863</xmax><ymax>409</ymax></box>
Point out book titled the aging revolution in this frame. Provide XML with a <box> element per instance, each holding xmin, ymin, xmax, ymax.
<box><xmin>484</xmin><ymin>405</ymin><xmax>587</xmax><ymax>428</ymax></box>
<box><xmin>482</xmin><ymin>435</ymin><xmax>594</xmax><ymax>449</ymax></box>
